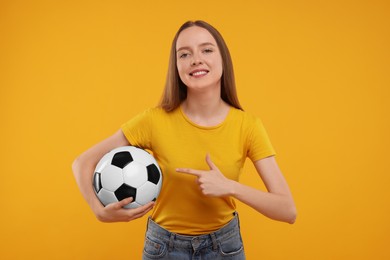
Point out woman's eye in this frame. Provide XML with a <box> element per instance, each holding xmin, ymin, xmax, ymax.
<box><xmin>203</xmin><ymin>48</ymin><xmax>213</xmax><ymax>53</ymax></box>
<box><xmin>179</xmin><ymin>53</ymin><xmax>189</xmax><ymax>59</ymax></box>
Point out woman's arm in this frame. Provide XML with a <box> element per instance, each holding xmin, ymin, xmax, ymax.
<box><xmin>232</xmin><ymin>156</ymin><xmax>296</xmax><ymax>224</ymax></box>
<box><xmin>176</xmin><ymin>154</ymin><xmax>296</xmax><ymax>224</ymax></box>
<box><xmin>72</xmin><ymin>129</ymin><xmax>155</xmax><ymax>222</ymax></box>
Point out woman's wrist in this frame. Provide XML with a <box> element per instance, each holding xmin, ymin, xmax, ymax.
<box><xmin>228</xmin><ymin>179</ymin><xmax>239</xmax><ymax>197</ymax></box>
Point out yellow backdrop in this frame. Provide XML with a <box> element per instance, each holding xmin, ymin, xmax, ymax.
<box><xmin>1</xmin><ymin>0</ymin><xmax>389</xmax><ymax>259</ymax></box>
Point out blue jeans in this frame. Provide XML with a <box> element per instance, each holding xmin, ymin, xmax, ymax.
<box><xmin>142</xmin><ymin>213</ymin><xmax>246</xmax><ymax>260</ymax></box>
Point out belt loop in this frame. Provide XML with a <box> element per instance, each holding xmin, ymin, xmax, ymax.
<box><xmin>168</xmin><ymin>233</ymin><xmax>175</xmax><ymax>252</ymax></box>
<box><xmin>235</xmin><ymin>211</ymin><xmax>241</xmax><ymax>228</ymax></box>
<box><xmin>210</xmin><ymin>233</ymin><xmax>218</xmax><ymax>251</ymax></box>
<box><xmin>146</xmin><ymin>217</ymin><xmax>151</xmax><ymax>229</ymax></box>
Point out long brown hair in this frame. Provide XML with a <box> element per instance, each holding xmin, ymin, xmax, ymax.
<box><xmin>159</xmin><ymin>20</ymin><xmax>243</xmax><ymax>112</ymax></box>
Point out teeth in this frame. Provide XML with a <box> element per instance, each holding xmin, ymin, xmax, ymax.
<box><xmin>192</xmin><ymin>71</ymin><xmax>207</xmax><ymax>76</ymax></box>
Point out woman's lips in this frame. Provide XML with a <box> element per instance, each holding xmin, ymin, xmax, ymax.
<box><xmin>189</xmin><ymin>70</ymin><xmax>209</xmax><ymax>77</ymax></box>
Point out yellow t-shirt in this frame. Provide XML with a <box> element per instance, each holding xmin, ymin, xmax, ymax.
<box><xmin>121</xmin><ymin>106</ymin><xmax>275</xmax><ymax>235</ymax></box>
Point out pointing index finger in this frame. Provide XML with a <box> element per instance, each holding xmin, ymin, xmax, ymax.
<box><xmin>176</xmin><ymin>168</ymin><xmax>202</xmax><ymax>176</ymax></box>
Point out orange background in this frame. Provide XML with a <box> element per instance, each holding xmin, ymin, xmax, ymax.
<box><xmin>1</xmin><ymin>0</ymin><xmax>389</xmax><ymax>259</ymax></box>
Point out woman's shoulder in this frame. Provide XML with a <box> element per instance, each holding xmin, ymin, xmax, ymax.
<box><xmin>229</xmin><ymin>107</ymin><xmax>261</xmax><ymax>123</ymax></box>
<box><xmin>137</xmin><ymin>106</ymin><xmax>168</xmax><ymax>115</ymax></box>
<box><xmin>135</xmin><ymin>106</ymin><xmax>180</xmax><ymax>120</ymax></box>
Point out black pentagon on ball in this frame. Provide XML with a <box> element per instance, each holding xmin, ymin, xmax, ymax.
<box><xmin>93</xmin><ymin>172</ymin><xmax>102</xmax><ymax>193</ymax></box>
<box><xmin>114</xmin><ymin>183</ymin><xmax>137</xmax><ymax>201</ymax></box>
<box><xmin>111</xmin><ymin>151</ymin><xmax>133</xmax><ymax>169</ymax></box>
<box><xmin>147</xmin><ymin>164</ymin><xmax>160</xmax><ymax>185</ymax></box>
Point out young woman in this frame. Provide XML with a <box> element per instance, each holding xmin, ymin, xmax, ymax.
<box><xmin>73</xmin><ymin>20</ymin><xmax>296</xmax><ymax>259</ymax></box>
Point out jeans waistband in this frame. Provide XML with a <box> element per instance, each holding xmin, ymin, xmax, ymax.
<box><xmin>145</xmin><ymin>212</ymin><xmax>240</xmax><ymax>251</ymax></box>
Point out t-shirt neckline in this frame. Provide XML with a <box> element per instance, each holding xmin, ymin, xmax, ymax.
<box><xmin>179</xmin><ymin>105</ymin><xmax>232</xmax><ymax>130</ymax></box>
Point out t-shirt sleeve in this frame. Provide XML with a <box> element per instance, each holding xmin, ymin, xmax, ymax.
<box><xmin>247</xmin><ymin>117</ymin><xmax>276</xmax><ymax>162</ymax></box>
<box><xmin>121</xmin><ymin>109</ymin><xmax>153</xmax><ymax>150</ymax></box>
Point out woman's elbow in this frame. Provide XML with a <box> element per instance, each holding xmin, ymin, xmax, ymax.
<box><xmin>286</xmin><ymin>204</ymin><xmax>297</xmax><ymax>224</ymax></box>
<box><xmin>72</xmin><ymin>156</ymin><xmax>83</xmax><ymax>177</ymax></box>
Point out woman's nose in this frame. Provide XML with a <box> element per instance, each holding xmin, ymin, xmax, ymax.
<box><xmin>191</xmin><ymin>53</ymin><xmax>202</xmax><ymax>66</ymax></box>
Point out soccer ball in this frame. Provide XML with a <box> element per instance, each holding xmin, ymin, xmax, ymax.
<box><xmin>93</xmin><ymin>146</ymin><xmax>162</xmax><ymax>209</ymax></box>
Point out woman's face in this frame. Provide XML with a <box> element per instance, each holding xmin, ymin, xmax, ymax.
<box><xmin>176</xmin><ymin>26</ymin><xmax>223</xmax><ymax>92</ymax></box>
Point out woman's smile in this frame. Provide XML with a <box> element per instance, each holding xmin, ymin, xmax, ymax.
<box><xmin>189</xmin><ymin>69</ymin><xmax>209</xmax><ymax>77</ymax></box>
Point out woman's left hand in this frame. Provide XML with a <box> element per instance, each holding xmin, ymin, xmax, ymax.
<box><xmin>176</xmin><ymin>154</ymin><xmax>235</xmax><ymax>197</ymax></box>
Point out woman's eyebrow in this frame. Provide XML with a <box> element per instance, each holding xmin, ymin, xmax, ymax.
<box><xmin>176</xmin><ymin>42</ymin><xmax>216</xmax><ymax>53</ymax></box>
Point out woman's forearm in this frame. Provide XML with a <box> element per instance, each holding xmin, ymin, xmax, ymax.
<box><xmin>230</xmin><ymin>180</ymin><xmax>297</xmax><ymax>224</ymax></box>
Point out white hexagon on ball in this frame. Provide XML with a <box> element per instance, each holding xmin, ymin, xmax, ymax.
<box><xmin>123</xmin><ymin>161</ymin><xmax>148</xmax><ymax>188</ymax></box>
<box><xmin>100</xmin><ymin>164</ymin><xmax>124</xmax><ymax>191</ymax></box>
<box><xmin>98</xmin><ymin>189</ymin><xmax>118</xmax><ymax>206</ymax></box>
<box><xmin>128</xmin><ymin>147</ymin><xmax>157</xmax><ymax>167</ymax></box>
<box><xmin>136</xmin><ymin>182</ymin><xmax>158</xmax><ymax>205</ymax></box>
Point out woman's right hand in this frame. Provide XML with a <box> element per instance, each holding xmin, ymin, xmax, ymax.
<box><xmin>95</xmin><ymin>197</ymin><xmax>155</xmax><ymax>223</ymax></box>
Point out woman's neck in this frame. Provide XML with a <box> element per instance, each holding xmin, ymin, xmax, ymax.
<box><xmin>182</xmin><ymin>90</ymin><xmax>230</xmax><ymax>127</ymax></box>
